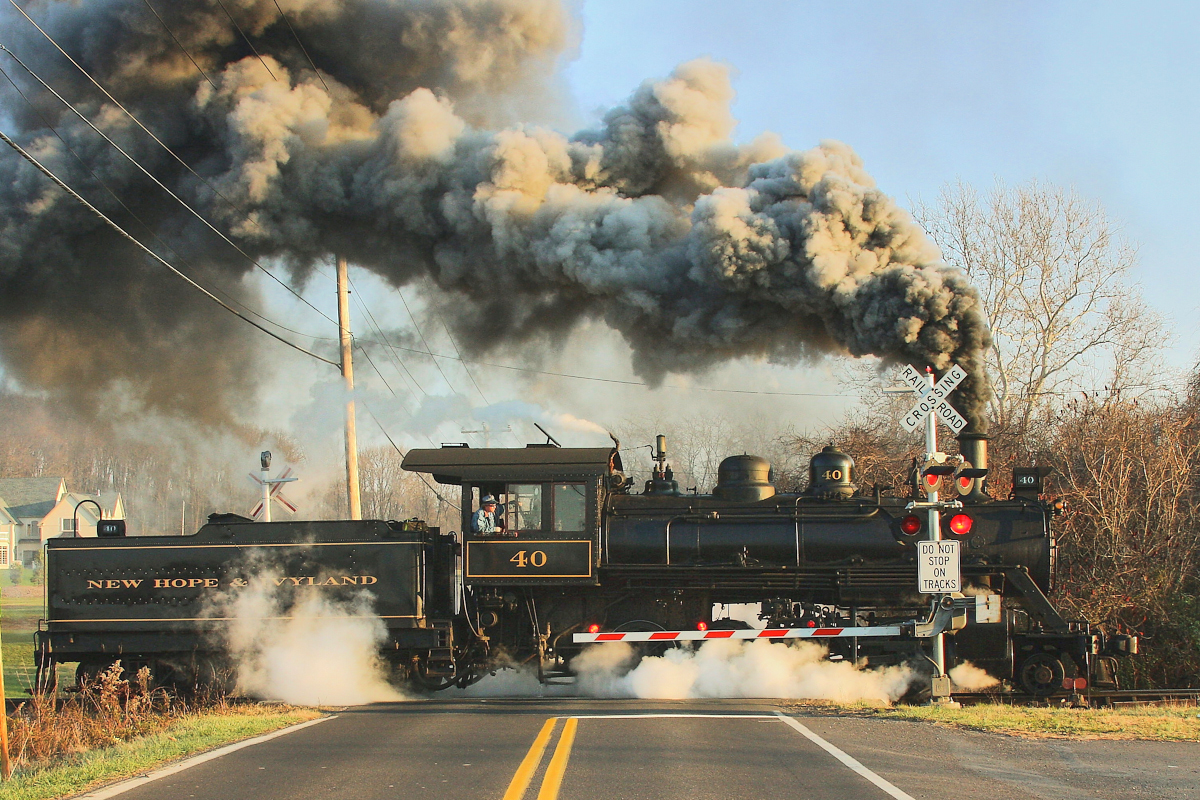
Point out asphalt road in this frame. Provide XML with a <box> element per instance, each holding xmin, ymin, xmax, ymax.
<box><xmin>97</xmin><ymin>698</ymin><xmax>1200</xmax><ymax>800</ymax></box>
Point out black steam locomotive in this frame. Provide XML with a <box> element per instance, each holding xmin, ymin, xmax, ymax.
<box><xmin>35</xmin><ymin>433</ymin><xmax>1136</xmax><ymax>697</ymax></box>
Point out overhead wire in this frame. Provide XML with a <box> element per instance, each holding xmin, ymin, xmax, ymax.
<box><xmin>0</xmin><ymin>44</ymin><xmax>338</xmax><ymax>329</ymax></box>
<box><xmin>0</xmin><ymin>61</ymin><xmax>333</xmax><ymax>347</ymax></box>
<box><xmin>139</xmin><ymin>0</ymin><xmax>215</xmax><ymax>89</ymax></box>
<box><xmin>214</xmin><ymin>0</ymin><xmax>277</xmax><ymax>81</ymax></box>
<box><xmin>0</xmin><ymin>128</ymin><xmax>339</xmax><ymax>368</ymax></box>
<box><xmin>270</xmin><ymin>0</ymin><xmax>328</xmax><ymax>91</ymax></box>
<box><xmin>3</xmin><ymin>3</ymin><xmax>860</xmax><ymax>406</ymax></box>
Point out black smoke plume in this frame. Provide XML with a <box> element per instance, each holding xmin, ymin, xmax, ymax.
<box><xmin>0</xmin><ymin>0</ymin><xmax>991</xmax><ymax>427</ymax></box>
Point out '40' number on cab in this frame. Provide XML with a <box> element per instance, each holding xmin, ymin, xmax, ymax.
<box><xmin>510</xmin><ymin>550</ymin><xmax>547</xmax><ymax>568</ymax></box>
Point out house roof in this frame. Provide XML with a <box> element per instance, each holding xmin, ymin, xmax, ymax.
<box><xmin>0</xmin><ymin>501</ymin><xmax>16</xmax><ymax>526</ymax></box>
<box><xmin>0</xmin><ymin>477</ymin><xmax>65</xmax><ymax>519</ymax></box>
<box><xmin>62</xmin><ymin>492</ymin><xmax>122</xmax><ymax>519</ymax></box>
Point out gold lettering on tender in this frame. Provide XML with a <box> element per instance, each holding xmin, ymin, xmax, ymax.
<box><xmin>153</xmin><ymin>578</ymin><xmax>169</xmax><ymax>588</ymax></box>
<box><xmin>341</xmin><ymin>576</ymin><xmax>358</xmax><ymax>585</ymax></box>
<box><xmin>204</xmin><ymin>578</ymin><xmax>218</xmax><ymax>588</ymax></box>
<box><xmin>169</xmin><ymin>579</ymin><xmax>188</xmax><ymax>588</ymax></box>
<box><xmin>321</xmin><ymin>577</ymin><xmax>339</xmax><ymax>586</ymax></box>
<box><xmin>360</xmin><ymin>575</ymin><xmax>378</xmax><ymax>585</ymax></box>
<box><xmin>120</xmin><ymin>579</ymin><xmax>143</xmax><ymax>588</ymax></box>
<box><xmin>304</xmin><ymin>577</ymin><xmax>315</xmax><ymax>586</ymax></box>
<box><xmin>103</xmin><ymin>580</ymin><xmax>121</xmax><ymax>589</ymax></box>
<box><xmin>287</xmin><ymin>577</ymin><xmax>302</xmax><ymax>586</ymax></box>
<box><xmin>188</xmin><ymin>578</ymin><xmax>206</xmax><ymax>588</ymax></box>
<box><xmin>87</xmin><ymin>580</ymin><xmax>102</xmax><ymax>589</ymax></box>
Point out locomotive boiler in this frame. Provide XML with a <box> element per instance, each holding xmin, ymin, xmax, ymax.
<box><xmin>34</xmin><ymin>432</ymin><xmax>1136</xmax><ymax>698</ymax></box>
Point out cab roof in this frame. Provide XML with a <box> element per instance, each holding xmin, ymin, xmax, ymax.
<box><xmin>401</xmin><ymin>445</ymin><xmax>617</xmax><ymax>484</ymax></box>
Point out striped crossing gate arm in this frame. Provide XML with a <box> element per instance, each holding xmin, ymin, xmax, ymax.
<box><xmin>572</xmin><ymin>625</ymin><xmax>903</xmax><ymax>643</ymax></box>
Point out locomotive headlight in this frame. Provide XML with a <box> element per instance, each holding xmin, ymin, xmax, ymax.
<box><xmin>900</xmin><ymin>515</ymin><xmax>922</xmax><ymax>535</ymax></box>
<box><xmin>948</xmin><ymin>513</ymin><xmax>974</xmax><ymax>535</ymax></box>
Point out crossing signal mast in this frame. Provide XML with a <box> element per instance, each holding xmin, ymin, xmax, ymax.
<box><xmin>885</xmin><ymin>363</ymin><xmax>989</xmax><ymax>701</ymax></box>
<box><xmin>248</xmin><ymin>450</ymin><xmax>298</xmax><ymax>521</ymax></box>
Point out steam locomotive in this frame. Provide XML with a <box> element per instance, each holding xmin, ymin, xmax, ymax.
<box><xmin>35</xmin><ymin>432</ymin><xmax>1136</xmax><ymax>697</ymax></box>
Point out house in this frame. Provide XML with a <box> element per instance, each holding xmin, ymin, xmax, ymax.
<box><xmin>0</xmin><ymin>478</ymin><xmax>125</xmax><ymax>568</ymax></box>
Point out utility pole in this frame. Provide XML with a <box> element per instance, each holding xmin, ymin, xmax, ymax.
<box><xmin>462</xmin><ymin>422</ymin><xmax>511</xmax><ymax>448</ymax></box>
<box><xmin>337</xmin><ymin>255</ymin><xmax>362</xmax><ymax>520</ymax></box>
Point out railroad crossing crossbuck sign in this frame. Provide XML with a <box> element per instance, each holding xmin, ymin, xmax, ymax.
<box><xmin>898</xmin><ymin>364</ymin><xmax>969</xmax><ymax>434</ymax></box>
<box><xmin>249</xmin><ymin>466</ymin><xmax>298</xmax><ymax>519</ymax></box>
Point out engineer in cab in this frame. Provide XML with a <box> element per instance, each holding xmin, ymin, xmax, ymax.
<box><xmin>471</xmin><ymin>495</ymin><xmax>512</xmax><ymax>536</ymax></box>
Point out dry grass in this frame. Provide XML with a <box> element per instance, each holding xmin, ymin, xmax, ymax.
<box><xmin>790</xmin><ymin>699</ymin><xmax>1200</xmax><ymax>741</ymax></box>
<box><xmin>9</xmin><ymin>662</ymin><xmax>230</xmax><ymax>769</ymax></box>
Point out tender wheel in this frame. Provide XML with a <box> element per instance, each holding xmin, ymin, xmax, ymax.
<box><xmin>1018</xmin><ymin>652</ymin><xmax>1066</xmax><ymax>696</ymax></box>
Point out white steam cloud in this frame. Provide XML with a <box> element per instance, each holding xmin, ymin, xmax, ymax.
<box><xmin>214</xmin><ymin>572</ymin><xmax>406</xmax><ymax>705</ymax></box>
<box><xmin>949</xmin><ymin>661</ymin><xmax>1000</xmax><ymax>692</ymax></box>
<box><xmin>457</xmin><ymin>640</ymin><xmax>916</xmax><ymax>703</ymax></box>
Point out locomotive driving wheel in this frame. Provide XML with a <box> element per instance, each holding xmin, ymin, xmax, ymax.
<box><xmin>1018</xmin><ymin>652</ymin><xmax>1066</xmax><ymax>696</ymax></box>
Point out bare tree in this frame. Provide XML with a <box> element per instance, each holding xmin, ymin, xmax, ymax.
<box><xmin>916</xmin><ymin>180</ymin><xmax>1167</xmax><ymax>438</ymax></box>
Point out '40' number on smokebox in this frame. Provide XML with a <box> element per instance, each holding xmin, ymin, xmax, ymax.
<box><xmin>510</xmin><ymin>550</ymin><xmax>547</xmax><ymax>568</ymax></box>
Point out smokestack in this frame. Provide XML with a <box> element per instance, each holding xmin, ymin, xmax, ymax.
<box><xmin>956</xmin><ymin>432</ymin><xmax>990</xmax><ymax>499</ymax></box>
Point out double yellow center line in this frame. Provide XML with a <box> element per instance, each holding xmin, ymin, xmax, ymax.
<box><xmin>502</xmin><ymin>717</ymin><xmax>579</xmax><ymax>800</ymax></box>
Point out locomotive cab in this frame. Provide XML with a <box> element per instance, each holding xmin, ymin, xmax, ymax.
<box><xmin>401</xmin><ymin>444</ymin><xmax>616</xmax><ymax>586</ymax></box>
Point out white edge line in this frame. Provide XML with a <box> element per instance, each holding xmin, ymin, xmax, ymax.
<box><xmin>73</xmin><ymin>714</ymin><xmax>337</xmax><ymax>800</ymax></box>
<box><xmin>773</xmin><ymin>711</ymin><xmax>917</xmax><ymax>800</ymax></box>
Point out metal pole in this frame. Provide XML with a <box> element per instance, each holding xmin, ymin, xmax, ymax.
<box><xmin>261</xmin><ymin>463</ymin><xmax>272</xmax><ymax>523</ymax></box>
<box><xmin>925</xmin><ymin>368</ymin><xmax>946</xmax><ymax>679</ymax></box>
<box><xmin>337</xmin><ymin>255</ymin><xmax>362</xmax><ymax>520</ymax></box>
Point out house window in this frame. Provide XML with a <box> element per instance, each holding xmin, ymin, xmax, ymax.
<box><xmin>553</xmin><ymin>483</ymin><xmax>587</xmax><ymax>532</ymax></box>
<box><xmin>61</xmin><ymin>518</ymin><xmax>75</xmax><ymax>534</ymax></box>
<box><xmin>0</xmin><ymin>546</ymin><xmax>8</xmax><ymax>566</ymax></box>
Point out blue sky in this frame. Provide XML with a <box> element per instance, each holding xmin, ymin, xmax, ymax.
<box><xmin>564</xmin><ymin>1</ymin><xmax>1200</xmax><ymax>370</ymax></box>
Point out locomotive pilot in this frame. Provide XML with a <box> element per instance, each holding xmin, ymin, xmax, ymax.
<box><xmin>471</xmin><ymin>495</ymin><xmax>508</xmax><ymax>536</ymax></box>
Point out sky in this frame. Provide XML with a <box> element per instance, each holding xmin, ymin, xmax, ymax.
<box><xmin>563</xmin><ymin>1</ymin><xmax>1199</xmax><ymax>366</ymax></box>
<box><xmin>241</xmin><ymin>0</ymin><xmax>1200</xmax><ymax>481</ymax></box>
<box><xmin>5</xmin><ymin>0</ymin><xmax>1199</xmax><ymax>499</ymax></box>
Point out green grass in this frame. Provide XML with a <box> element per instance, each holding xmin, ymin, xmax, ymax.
<box><xmin>0</xmin><ymin>706</ymin><xmax>324</xmax><ymax>800</ymax></box>
<box><xmin>798</xmin><ymin>700</ymin><xmax>1200</xmax><ymax>741</ymax></box>
<box><xmin>1</xmin><ymin>596</ymin><xmax>69</xmax><ymax>699</ymax></box>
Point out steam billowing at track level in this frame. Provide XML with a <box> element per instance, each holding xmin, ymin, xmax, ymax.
<box><xmin>0</xmin><ymin>0</ymin><xmax>990</xmax><ymax>426</ymax></box>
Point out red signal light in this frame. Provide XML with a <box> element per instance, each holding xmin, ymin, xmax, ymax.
<box><xmin>948</xmin><ymin>514</ymin><xmax>973</xmax><ymax>535</ymax></box>
<box><xmin>587</xmin><ymin>624</ymin><xmax>600</xmax><ymax>634</ymax></box>
<box><xmin>806</xmin><ymin>619</ymin><xmax>817</xmax><ymax>628</ymax></box>
<box><xmin>958</xmin><ymin>476</ymin><xmax>972</xmax><ymax>490</ymax></box>
<box><xmin>697</xmin><ymin>621</ymin><xmax>708</xmax><ymax>632</ymax></box>
<box><xmin>923</xmin><ymin>474</ymin><xmax>940</xmax><ymax>489</ymax></box>
<box><xmin>900</xmin><ymin>515</ymin><xmax>922</xmax><ymax>535</ymax></box>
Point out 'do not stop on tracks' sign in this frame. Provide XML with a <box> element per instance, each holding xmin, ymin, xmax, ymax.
<box><xmin>918</xmin><ymin>540</ymin><xmax>961</xmax><ymax>594</ymax></box>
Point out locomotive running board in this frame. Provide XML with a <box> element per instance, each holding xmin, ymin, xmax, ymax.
<box><xmin>572</xmin><ymin>596</ymin><xmax>983</xmax><ymax>643</ymax></box>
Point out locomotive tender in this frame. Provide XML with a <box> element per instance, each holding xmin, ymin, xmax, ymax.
<box><xmin>35</xmin><ymin>432</ymin><xmax>1136</xmax><ymax>697</ymax></box>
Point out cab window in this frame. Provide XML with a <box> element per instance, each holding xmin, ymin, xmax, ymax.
<box><xmin>505</xmin><ymin>484</ymin><xmax>543</xmax><ymax>532</ymax></box>
<box><xmin>553</xmin><ymin>483</ymin><xmax>587</xmax><ymax>532</ymax></box>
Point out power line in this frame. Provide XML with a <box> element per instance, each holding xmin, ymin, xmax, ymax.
<box><xmin>0</xmin><ymin>60</ymin><xmax>328</xmax><ymax>345</ymax></box>
<box><xmin>0</xmin><ymin>44</ymin><xmax>338</xmax><ymax>329</ymax></box>
<box><xmin>0</xmin><ymin>128</ymin><xmax>338</xmax><ymax>368</ymax></box>
<box><xmin>139</xmin><ymin>0</ymin><xmax>215</xmax><ymax>89</ymax></box>
<box><xmin>356</xmin><ymin>337</ymin><xmax>857</xmax><ymax>398</ymax></box>
<box><xmin>214</xmin><ymin>0</ymin><xmax>277</xmax><ymax>81</ymax></box>
<box><xmin>358</xmin><ymin>398</ymin><xmax>459</xmax><ymax>510</ymax></box>
<box><xmin>271</xmin><ymin>0</ymin><xmax>328</xmax><ymax>91</ymax></box>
